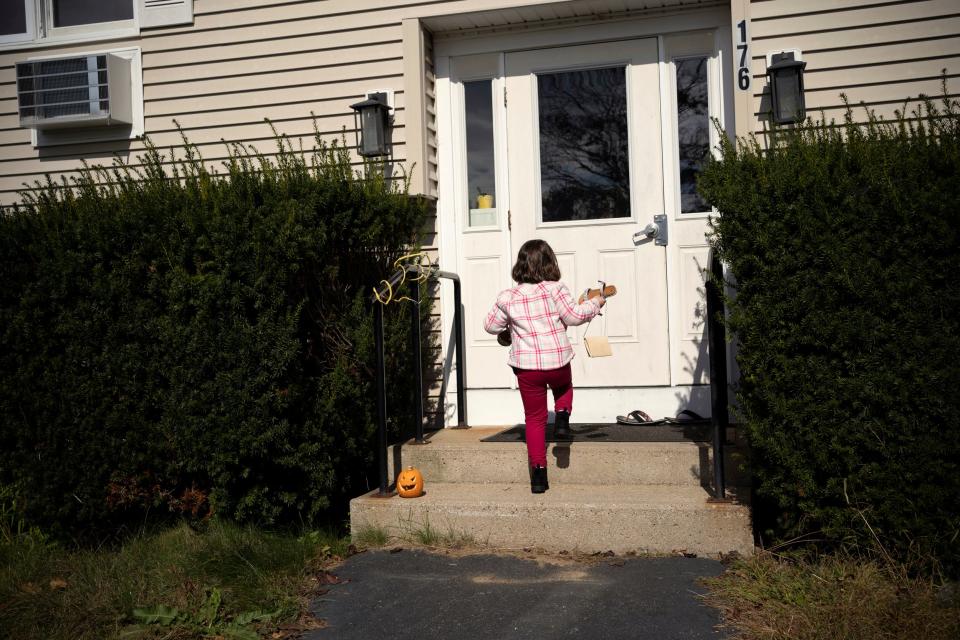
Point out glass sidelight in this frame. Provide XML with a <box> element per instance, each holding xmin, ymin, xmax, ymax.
<box><xmin>464</xmin><ymin>79</ymin><xmax>497</xmax><ymax>227</ymax></box>
<box><xmin>537</xmin><ymin>66</ymin><xmax>630</xmax><ymax>223</ymax></box>
<box><xmin>675</xmin><ymin>56</ymin><xmax>710</xmax><ymax>214</ymax></box>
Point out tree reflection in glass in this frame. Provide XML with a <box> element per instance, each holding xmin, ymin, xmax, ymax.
<box><xmin>537</xmin><ymin>66</ymin><xmax>630</xmax><ymax>223</ymax></box>
<box><xmin>676</xmin><ymin>57</ymin><xmax>710</xmax><ymax>213</ymax></box>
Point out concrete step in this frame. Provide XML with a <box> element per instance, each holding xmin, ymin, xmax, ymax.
<box><xmin>389</xmin><ymin>427</ymin><xmax>750</xmax><ymax>488</ymax></box>
<box><xmin>350</xmin><ymin>482</ymin><xmax>754</xmax><ymax>556</ymax></box>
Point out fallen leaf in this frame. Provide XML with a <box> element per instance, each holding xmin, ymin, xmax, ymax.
<box><xmin>316</xmin><ymin>572</ymin><xmax>341</xmax><ymax>585</ymax></box>
<box><xmin>20</xmin><ymin>582</ymin><xmax>41</xmax><ymax>594</ymax></box>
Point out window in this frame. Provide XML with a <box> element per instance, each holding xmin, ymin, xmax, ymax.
<box><xmin>674</xmin><ymin>56</ymin><xmax>711</xmax><ymax>214</ymax></box>
<box><xmin>52</xmin><ymin>0</ymin><xmax>134</xmax><ymax>28</ymax></box>
<box><xmin>464</xmin><ymin>79</ymin><xmax>497</xmax><ymax>227</ymax></box>
<box><xmin>1</xmin><ymin>1</ymin><xmax>193</xmax><ymax>48</ymax></box>
<box><xmin>1</xmin><ymin>0</ymin><xmax>34</xmax><ymax>43</ymax></box>
<box><xmin>537</xmin><ymin>66</ymin><xmax>630</xmax><ymax>223</ymax></box>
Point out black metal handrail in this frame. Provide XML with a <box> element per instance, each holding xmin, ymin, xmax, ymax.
<box><xmin>706</xmin><ymin>252</ymin><xmax>730</xmax><ymax>501</ymax></box>
<box><xmin>370</xmin><ymin>265</ymin><xmax>466</xmax><ymax>496</ymax></box>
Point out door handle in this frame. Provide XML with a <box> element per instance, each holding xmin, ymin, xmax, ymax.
<box><xmin>633</xmin><ymin>214</ymin><xmax>668</xmax><ymax>246</ymax></box>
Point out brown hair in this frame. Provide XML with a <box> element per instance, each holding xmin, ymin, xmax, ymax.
<box><xmin>511</xmin><ymin>239</ymin><xmax>561</xmax><ymax>284</ymax></box>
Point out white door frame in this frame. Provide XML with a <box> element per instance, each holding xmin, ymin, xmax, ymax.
<box><xmin>434</xmin><ymin>8</ymin><xmax>734</xmax><ymax>426</ymax></box>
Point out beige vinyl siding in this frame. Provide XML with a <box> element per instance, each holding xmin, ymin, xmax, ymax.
<box><xmin>747</xmin><ymin>0</ymin><xmax>960</xmax><ymax>134</ymax></box>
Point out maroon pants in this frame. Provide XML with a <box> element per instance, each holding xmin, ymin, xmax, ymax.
<box><xmin>514</xmin><ymin>363</ymin><xmax>573</xmax><ymax>467</ymax></box>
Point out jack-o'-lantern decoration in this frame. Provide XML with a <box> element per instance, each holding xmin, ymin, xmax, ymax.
<box><xmin>397</xmin><ymin>466</ymin><xmax>424</xmax><ymax>498</ymax></box>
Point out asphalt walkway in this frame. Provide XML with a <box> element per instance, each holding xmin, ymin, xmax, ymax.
<box><xmin>307</xmin><ymin>549</ymin><xmax>727</xmax><ymax>639</ymax></box>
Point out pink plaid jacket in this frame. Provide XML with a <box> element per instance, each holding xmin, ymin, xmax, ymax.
<box><xmin>483</xmin><ymin>280</ymin><xmax>601</xmax><ymax>371</ymax></box>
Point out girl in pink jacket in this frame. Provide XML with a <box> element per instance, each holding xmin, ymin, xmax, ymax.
<box><xmin>483</xmin><ymin>239</ymin><xmax>603</xmax><ymax>493</ymax></box>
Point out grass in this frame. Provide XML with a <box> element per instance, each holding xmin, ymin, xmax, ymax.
<box><xmin>351</xmin><ymin>524</ymin><xmax>389</xmax><ymax>549</ymax></box>
<box><xmin>11</xmin><ymin>513</ymin><xmax>955</xmax><ymax>639</ymax></box>
<box><xmin>0</xmin><ymin>520</ymin><xmax>351</xmax><ymax>640</ymax></box>
<box><xmin>701</xmin><ymin>550</ymin><xmax>960</xmax><ymax>640</ymax></box>
<box><xmin>352</xmin><ymin>519</ymin><xmax>479</xmax><ymax>551</ymax></box>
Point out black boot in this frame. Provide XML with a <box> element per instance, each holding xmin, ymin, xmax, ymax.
<box><xmin>553</xmin><ymin>409</ymin><xmax>571</xmax><ymax>439</ymax></box>
<box><xmin>530</xmin><ymin>465</ymin><xmax>548</xmax><ymax>493</ymax></box>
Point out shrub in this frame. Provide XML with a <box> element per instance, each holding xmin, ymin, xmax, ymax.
<box><xmin>700</xmin><ymin>90</ymin><xmax>960</xmax><ymax>573</ymax></box>
<box><xmin>0</xmin><ymin>132</ymin><xmax>430</xmax><ymax>539</ymax></box>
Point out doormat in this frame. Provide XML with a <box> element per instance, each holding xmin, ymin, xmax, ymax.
<box><xmin>480</xmin><ymin>423</ymin><xmax>712</xmax><ymax>443</ymax></box>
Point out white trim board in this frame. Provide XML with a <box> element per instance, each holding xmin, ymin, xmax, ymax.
<box><xmin>433</xmin><ymin>7</ymin><xmax>728</xmax><ymax>58</ymax></box>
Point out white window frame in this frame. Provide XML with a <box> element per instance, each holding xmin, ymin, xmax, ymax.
<box><xmin>531</xmin><ymin>60</ymin><xmax>639</xmax><ymax>230</ymax></box>
<box><xmin>1</xmin><ymin>0</ymin><xmax>138</xmax><ymax>49</ymax></box>
<box><xmin>43</xmin><ymin>0</ymin><xmax>137</xmax><ymax>41</ymax></box>
<box><xmin>450</xmin><ymin>53</ymin><xmax>508</xmax><ymax>236</ymax></box>
<box><xmin>670</xmin><ymin>52</ymin><xmax>716</xmax><ymax>218</ymax></box>
<box><xmin>457</xmin><ymin>75</ymin><xmax>502</xmax><ymax>232</ymax></box>
<box><xmin>1</xmin><ymin>0</ymin><xmax>36</xmax><ymax>44</ymax></box>
<box><xmin>659</xmin><ymin>32</ymin><xmax>724</xmax><ymax>221</ymax></box>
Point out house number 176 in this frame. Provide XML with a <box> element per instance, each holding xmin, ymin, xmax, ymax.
<box><xmin>736</xmin><ymin>19</ymin><xmax>750</xmax><ymax>91</ymax></box>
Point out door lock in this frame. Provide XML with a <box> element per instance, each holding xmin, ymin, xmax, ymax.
<box><xmin>633</xmin><ymin>214</ymin><xmax>668</xmax><ymax>246</ymax></box>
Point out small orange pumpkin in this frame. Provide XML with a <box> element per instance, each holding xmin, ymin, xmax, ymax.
<box><xmin>396</xmin><ymin>466</ymin><xmax>424</xmax><ymax>498</ymax></box>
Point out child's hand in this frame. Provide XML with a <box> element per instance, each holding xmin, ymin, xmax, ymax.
<box><xmin>596</xmin><ymin>296</ymin><xmax>606</xmax><ymax>308</ymax></box>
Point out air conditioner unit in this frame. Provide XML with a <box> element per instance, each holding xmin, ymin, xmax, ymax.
<box><xmin>16</xmin><ymin>54</ymin><xmax>132</xmax><ymax>130</ymax></box>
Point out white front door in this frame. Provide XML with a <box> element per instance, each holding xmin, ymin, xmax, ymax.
<box><xmin>504</xmin><ymin>39</ymin><xmax>670</xmax><ymax>389</ymax></box>
<box><xmin>443</xmin><ymin>29</ymin><xmax>728</xmax><ymax>425</ymax></box>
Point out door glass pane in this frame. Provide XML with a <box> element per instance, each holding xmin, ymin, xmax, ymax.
<box><xmin>537</xmin><ymin>66</ymin><xmax>630</xmax><ymax>223</ymax></box>
<box><xmin>1</xmin><ymin>0</ymin><xmax>27</xmax><ymax>36</ymax></box>
<box><xmin>676</xmin><ymin>57</ymin><xmax>710</xmax><ymax>213</ymax></box>
<box><xmin>464</xmin><ymin>79</ymin><xmax>497</xmax><ymax>227</ymax></box>
<box><xmin>53</xmin><ymin>0</ymin><xmax>133</xmax><ymax>27</ymax></box>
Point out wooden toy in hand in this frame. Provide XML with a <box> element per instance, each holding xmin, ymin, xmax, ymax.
<box><xmin>579</xmin><ymin>284</ymin><xmax>617</xmax><ymax>304</ymax></box>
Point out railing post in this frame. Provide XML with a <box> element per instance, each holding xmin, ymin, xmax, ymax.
<box><xmin>707</xmin><ymin>253</ymin><xmax>729</xmax><ymax>502</ymax></box>
<box><xmin>373</xmin><ymin>301</ymin><xmax>389</xmax><ymax>496</ymax></box>
<box><xmin>431</xmin><ymin>270</ymin><xmax>467</xmax><ymax>427</ymax></box>
<box><xmin>449</xmin><ymin>274</ymin><xmax>467</xmax><ymax>428</ymax></box>
<box><xmin>409</xmin><ymin>276</ymin><xmax>426</xmax><ymax>443</ymax></box>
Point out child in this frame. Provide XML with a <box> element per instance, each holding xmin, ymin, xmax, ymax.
<box><xmin>483</xmin><ymin>239</ymin><xmax>604</xmax><ymax>494</ymax></box>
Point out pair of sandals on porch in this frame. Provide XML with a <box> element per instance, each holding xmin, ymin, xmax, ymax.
<box><xmin>615</xmin><ymin>408</ymin><xmax>711</xmax><ymax>426</ymax></box>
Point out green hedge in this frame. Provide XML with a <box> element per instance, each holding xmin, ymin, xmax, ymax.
<box><xmin>700</xmin><ymin>95</ymin><xmax>960</xmax><ymax>572</ymax></box>
<box><xmin>0</xmin><ymin>135</ymin><xmax>429</xmax><ymax>538</ymax></box>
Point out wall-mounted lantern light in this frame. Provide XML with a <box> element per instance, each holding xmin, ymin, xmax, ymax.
<box><xmin>349</xmin><ymin>92</ymin><xmax>392</xmax><ymax>157</ymax></box>
<box><xmin>766</xmin><ymin>51</ymin><xmax>807</xmax><ymax>124</ymax></box>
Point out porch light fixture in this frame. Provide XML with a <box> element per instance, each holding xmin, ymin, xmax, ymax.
<box><xmin>766</xmin><ymin>51</ymin><xmax>807</xmax><ymax>124</ymax></box>
<box><xmin>349</xmin><ymin>92</ymin><xmax>392</xmax><ymax>157</ymax></box>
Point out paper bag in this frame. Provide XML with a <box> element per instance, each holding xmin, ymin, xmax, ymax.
<box><xmin>584</xmin><ymin>335</ymin><xmax>612</xmax><ymax>358</ymax></box>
